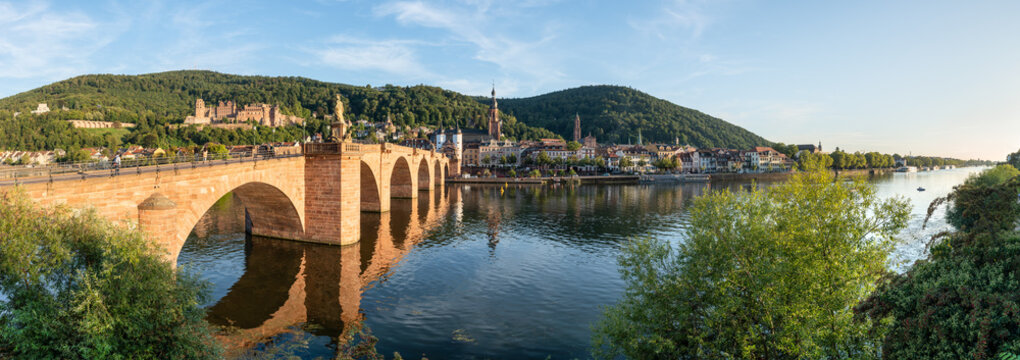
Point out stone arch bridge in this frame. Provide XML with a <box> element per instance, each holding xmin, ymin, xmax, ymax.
<box><xmin>5</xmin><ymin>142</ymin><xmax>450</xmax><ymax>262</ymax></box>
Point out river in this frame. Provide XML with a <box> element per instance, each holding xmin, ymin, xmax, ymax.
<box><xmin>177</xmin><ymin>167</ymin><xmax>985</xmax><ymax>359</ymax></box>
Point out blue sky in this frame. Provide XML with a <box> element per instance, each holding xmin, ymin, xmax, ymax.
<box><xmin>1</xmin><ymin>0</ymin><xmax>1018</xmax><ymax>160</ymax></box>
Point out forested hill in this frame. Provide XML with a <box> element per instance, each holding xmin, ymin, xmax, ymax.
<box><xmin>493</xmin><ymin>85</ymin><xmax>771</xmax><ymax>149</ymax></box>
<box><xmin>0</xmin><ymin>71</ymin><xmax>770</xmax><ymax>151</ymax></box>
<box><xmin>0</xmin><ymin>70</ymin><xmax>558</xmax><ymax>140</ymax></box>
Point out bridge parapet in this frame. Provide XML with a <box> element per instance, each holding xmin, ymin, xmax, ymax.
<box><xmin>303</xmin><ymin>142</ymin><xmax>362</xmax><ymax>156</ymax></box>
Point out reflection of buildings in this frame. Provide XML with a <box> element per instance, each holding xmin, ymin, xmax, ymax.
<box><xmin>201</xmin><ymin>187</ymin><xmax>452</xmax><ymax>352</ymax></box>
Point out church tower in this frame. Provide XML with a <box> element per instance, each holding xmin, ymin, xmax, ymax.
<box><xmin>488</xmin><ymin>87</ymin><xmax>501</xmax><ymax>140</ymax></box>
<box><xmin>573</xmin><ymin>113</ymin><xmax>581</xmax><ymax>142</ymax></box>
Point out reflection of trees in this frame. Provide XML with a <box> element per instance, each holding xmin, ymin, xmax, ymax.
<box><xmin>205</xmin><ymin>188</ymin><xmax>453</xmax><ymax>352</ymax></box>
<box><xmin>190</xmin><ymin>193</ymin><xmax>246</xmax><ymax>239</ymax></box>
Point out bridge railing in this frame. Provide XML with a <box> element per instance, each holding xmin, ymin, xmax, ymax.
<box><xmin>0</xmin><ymin>150</ymin><xmax>303</xmax><ymax>184</ymax></box>
<box><xmin>303</xmin><ymin>142</ymin><xmax>363</xmax><ymax>156</ymax></box>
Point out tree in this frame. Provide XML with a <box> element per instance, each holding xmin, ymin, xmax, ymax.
<box><xmin>528</xmin><ymin>169</ymin><xmax>541</xmax><ymax>178</ymax></box>
<box><xmin>508</xmin><ymin>169</ymin><xmax>517</xmax><ymax>177</ymax></box>
<box><xmin>0</xmin><ymin>190</ymin><xmax>221</xmax><ymax>359</ymax></box>
<box><xmin>619</xmin><ymin>156</ymin><xmax>633</xmax><ymax>169</ymax></box>
<box><xmin>141</xmin><ymin>132</ymin><xmax>160</xmax><ymax>148</ymax></box>
<box><xmin>207</xmin><ymin>143</ymin><xmax>228</xmax><ymax>156</ymax></box>
<box><xmin>1008</xmin><ymin>149</ymin><xmax>1020</xmax><ymax>170</ymax></box>
<box><xmin>537</xmin><ymin>151</ymin><xmax>552</xmax><ymax>167</ymax></box>
<box><xmin>796</xmin><ymin>152</ymin><xmax>833</xmax><ymax>172</ymax></box>
<box><xmin>593</xmin><ymin>172</ymin><xmax>910</xmax><ymax>359</ymax></box>
<box><xmin>566</xmin><ymin>140</ymin><xmax>582</xmax><ymax>151</ymax></box>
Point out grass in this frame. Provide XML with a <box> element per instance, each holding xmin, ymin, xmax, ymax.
<box><xmin>82</xmin><ymin>127</ymin><xmax>131</xmax><ymax>139</ymax></box>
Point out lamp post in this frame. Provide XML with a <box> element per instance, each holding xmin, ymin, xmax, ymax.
<box><xmin>252</xmin><ymin>125</ymin><xmax>258</xmax><ymax>161</ymax></box>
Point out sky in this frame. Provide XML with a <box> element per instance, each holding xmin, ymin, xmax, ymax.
<box><xmin>1</xmin><ymin>0</ymin><xmax>1018</xmax><ymax>160</ymax></box>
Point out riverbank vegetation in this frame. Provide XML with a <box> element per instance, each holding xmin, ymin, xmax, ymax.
<box><xmin>593</xmin><ymin>172</ymin><xmax>910</xmax><ymax>359</ymax></box>
<box><xmin>596</xmin><ymin>165</ymin><xmax>1020</xmax><ymax>358</ymax></box>
<box><xmin>0</xmin><ymin>190</ymin><xmax>221</xmax><ymax>359</ymax></box>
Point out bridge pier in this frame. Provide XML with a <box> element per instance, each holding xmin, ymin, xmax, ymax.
<box><xmin>137</xmin><ymin>193</ymin><xmax>185</xmax><ymax>263</ymax></box>
<box><xmin>303</xmin><ymin>153</ymin><xmax>361</xmax><ymax>246</ymax></box>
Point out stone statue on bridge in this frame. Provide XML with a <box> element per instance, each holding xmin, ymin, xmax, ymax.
<box><xmin>331</xmin><ymin>94</ymin><xmax>351</xmax><ymax>142</ymax></box>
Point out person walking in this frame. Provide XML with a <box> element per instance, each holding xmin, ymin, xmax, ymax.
<box><xmin>113</xmin><ymin>154</ymin><xmax>121</xmax><ymax>175</ymax></box>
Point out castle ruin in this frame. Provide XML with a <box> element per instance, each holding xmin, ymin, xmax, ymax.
<box><xmin>185</xmin><ymin>98</ymin><xmax>304</xmax><ymax>127</ymax></box>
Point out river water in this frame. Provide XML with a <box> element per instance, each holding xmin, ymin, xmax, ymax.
<box><xmin>176</xmin><ymin>167</ymin><xmax>985</xmax><ymax>359</ymax></box>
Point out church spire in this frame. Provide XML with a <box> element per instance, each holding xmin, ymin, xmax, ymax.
<box><xmin>490</xmin><ymin>85</ymin><xmax>498</xmax><ymax>109</ymax></box>
<box><xmin>488</xmin><ymin>84</ymin><xmax>501</xmax><ymax>140</ymax></box>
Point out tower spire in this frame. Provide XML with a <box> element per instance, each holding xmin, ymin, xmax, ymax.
<box><xmin>488</xmin><ymin>84</ymin><xmax>501</xmax><ymax>140</ymax></box>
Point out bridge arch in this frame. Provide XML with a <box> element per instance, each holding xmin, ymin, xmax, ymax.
<box><xmin>391</xmin><ymin>156</ymin><xmax>415</xmax><ymax>198</ymax></box>
<box><xmin>361</xmin><ymin>161</ymin><xmax>381</xmax><ymax>212</ymax></box>
<box><xmin>418</xmin><ymin>158</ymin><xmax>431</xmax><ymax>191</ymax></box>
<box><xmin>155</xmin><ymin>180</ymin><xmax>305</xmax><ymax>264</ymax></box>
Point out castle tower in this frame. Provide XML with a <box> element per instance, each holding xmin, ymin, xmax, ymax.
<box><xmin>195</xmin><ymin>98</ymin><xmax>206</xmax><ymax>118</ymax></box>
<box><xmin>488</xmin><ymin>87</ymin><xmax>501</xmax><ymax>140</ymax></box>
<box><xmin>573</xmin><ymin>113</ymin><xmax>581</xmax><ymax>143</ymax></box>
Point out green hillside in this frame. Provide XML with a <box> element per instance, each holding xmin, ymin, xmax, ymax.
<box><xmin>494</xmin><ymin>85</ymin><xmax>770</xmax><ymax>148</ymax></box>
<box><xmin>0</xmin><ymin>71</ymin><xmax>558</xmax><ymax>151</ymax></box>
<box><xmin>0</xmin><ymin>71</ymin><xmax>771</xmax><ymax>151</ymax></box>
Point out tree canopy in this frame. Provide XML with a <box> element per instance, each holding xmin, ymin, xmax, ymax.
<box><xmin>593</xmin><ymin>172</ymin><xmax>910</xmax><ymax>359</ymax></box>
<box><xmin>0</xmin><ymin>190</ymin><xmax>220</xmax><ymax>359</ymax></box>
<box><xmin>494</xmin><ymin>85</ymin><xmax>771</xmax><ymax>149</ymax></box>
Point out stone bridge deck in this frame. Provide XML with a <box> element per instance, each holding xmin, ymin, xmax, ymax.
<box><xmin>1</xmin><ymin>142</ymin><xmax>451</xmax><ymax>263</ymax></box>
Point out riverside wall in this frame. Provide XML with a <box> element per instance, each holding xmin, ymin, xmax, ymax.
<box><xmin>710</xmin><ymin>168</ymin><xmax>892</xmax><ymax>182</ymax></box>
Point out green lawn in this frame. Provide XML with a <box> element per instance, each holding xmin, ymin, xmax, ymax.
<box><xmin>82</xmin><ymin>127</ymin><xmax>131</xmax><ymax>139</ymax></box>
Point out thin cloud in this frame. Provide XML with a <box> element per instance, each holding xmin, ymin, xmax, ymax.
<box><xmin>629</xmin><ymin>0</ymin><xmax>711</xmax><ymax>40</ymax></box>
<box><xmin>310</xmin><ymin>37</ymin><xmax>433</xmax><ymax>77</ymax></box>
<box><xmin>373</xmin><ymin>0</ymin><xmax>566</xmax><ymax>94</ymax></box>
<box><xmin>0</xmin><ymin>1</ymin><xmax>114</xmax><ymax>79</ymax></box>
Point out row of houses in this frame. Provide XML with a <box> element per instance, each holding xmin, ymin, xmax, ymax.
<box><xmin>0</xmin><ymin>150</ymin><xmax>66</xmax><ymax>165</ymax></box>
<box><xmin>401</xmin><ymin>128</ymin><xmax>796</xmax><ymax>174</ymax></box>
<box><xmin>1</xmin><ymin>142</ymin><xmax>305</xmax><ymax>167</ymax></box>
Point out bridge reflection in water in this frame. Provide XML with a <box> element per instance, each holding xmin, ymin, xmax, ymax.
<box><xmin>181</xmin><ymin>186</ymin><xmax>454</xmax><ymax>352</ymax></box>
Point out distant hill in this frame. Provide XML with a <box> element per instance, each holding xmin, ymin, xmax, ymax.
<box><xmin>494</xmin><ymin>85</ymin><xmax>770</xmax><ymax>149</ymax></box>
<box><xmin>0</xmin><ymin>71</ymin><xmax>770</xmax><ymax>150</ymax></box>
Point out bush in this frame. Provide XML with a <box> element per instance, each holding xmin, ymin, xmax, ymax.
<box><xmin>0</xmin><ymin>190</ymin><xmax>221</xmax><ymax>359</ymax></box>
<box><xmin>859</xmin><ymin>231</ymin><xmax>1020</xmax><ymax>360</ymax></box>
<box><xmin>859</xmin><ymin>165</ymin><xmax>1020</xmax><ymax>359</ymax></box>
<box><xmin>943</xmin><ymin>164</ymin><xmax>1020</xmax><ymax>235</ymax></box>
<box><xmin>528</xmin><ymin>169</ymin><xmax>541</xmax><ymax>178</ymax></box>
<box><xmin>508</xmin><ymin>169</ymin><xmax>517</xmax><ymax>178</ymax></box>
<box><xmin>593</xmin><ymin>172</ymin><xmax>909</xmax><ymax>359</ymax></box>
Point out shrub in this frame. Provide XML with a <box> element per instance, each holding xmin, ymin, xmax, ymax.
<box><xmin>860</xmin><ymin>165</ymin><xmax>1020</xmax><ymax>359</ymax></box>
<box><xmin>593</xmin><ymin>172</ymin><xmax>909</xmax><ymax>359</ymax></box>
<box><xmin>0</xmin><ymin>190</ymin><xmax>221</xmax><ymax>359</ymax></box>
